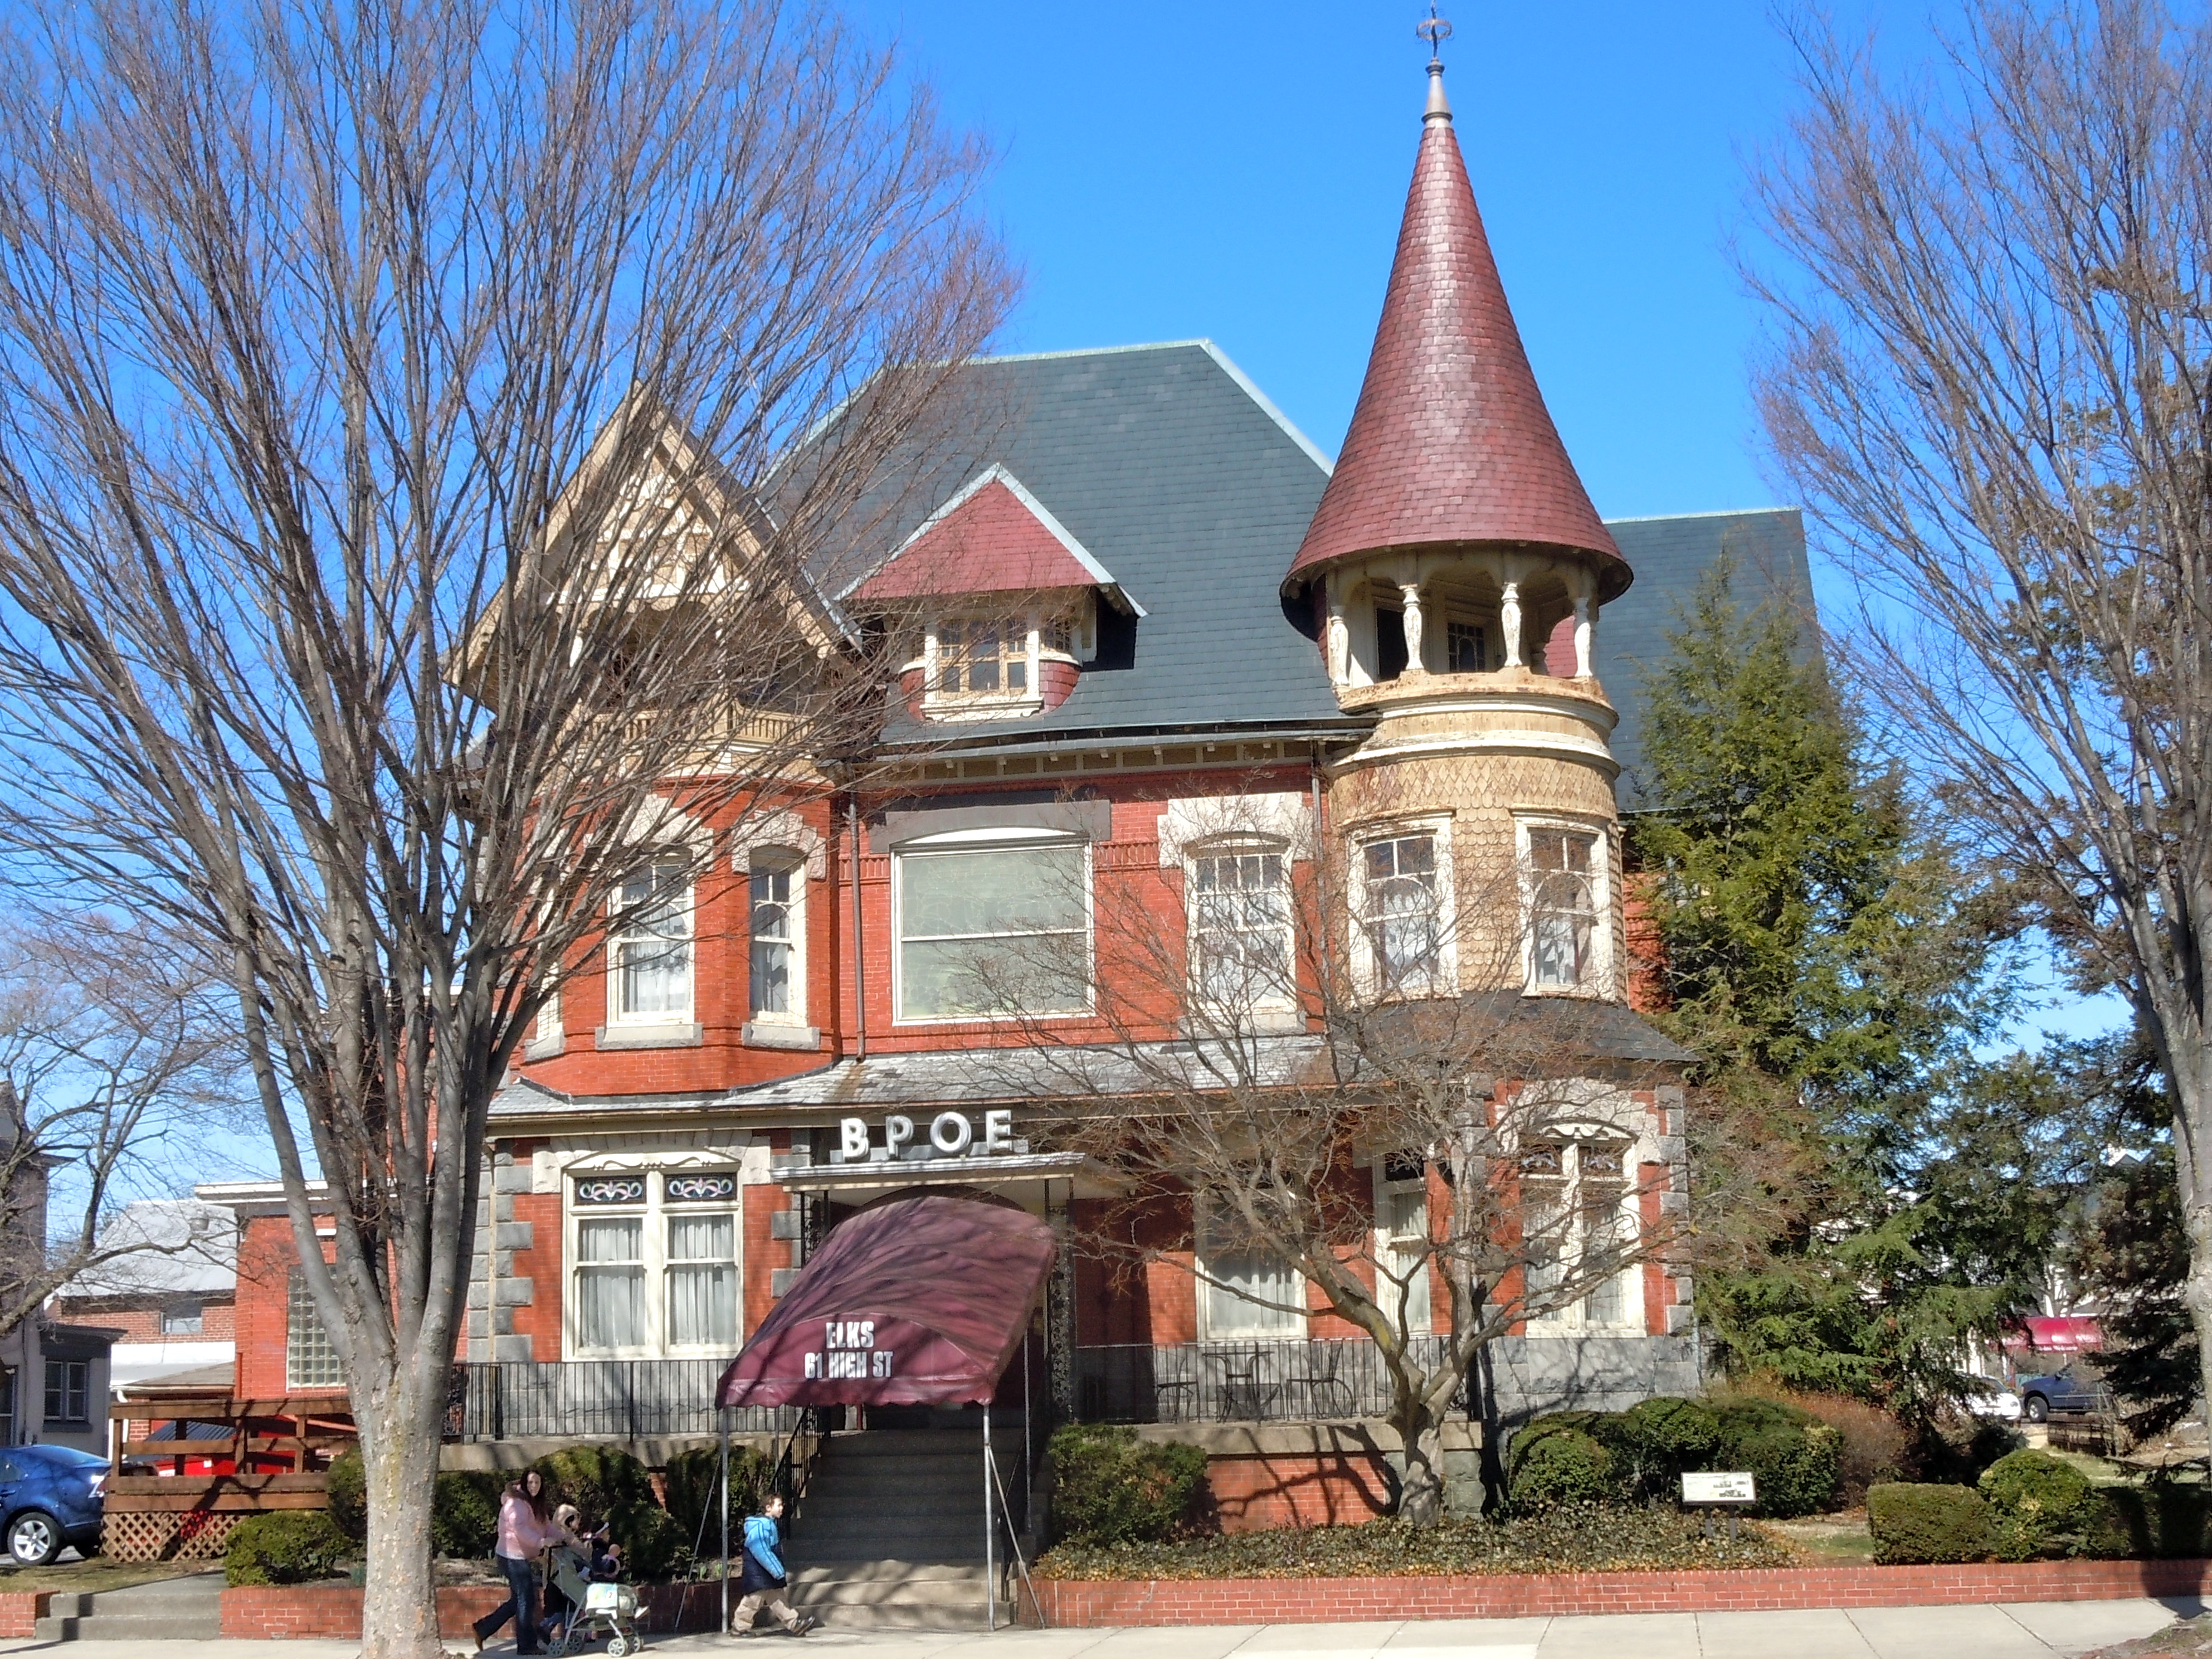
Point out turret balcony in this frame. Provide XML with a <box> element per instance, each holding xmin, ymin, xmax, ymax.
<box><xmin>1330</xmin><ymin>666</ymin><xmax>1620</xmax><ymax>780</ymax></box>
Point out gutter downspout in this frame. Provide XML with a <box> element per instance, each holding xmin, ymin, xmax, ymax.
<box><xmin>1309</xmin><ymin>745</ymin><xmax>1336</xmax><ymax>998</ymax></box>
<box><xmin>847</xmin><ymin>794</ymin><xmax>867</xmax><ymax>1061</ymax></box>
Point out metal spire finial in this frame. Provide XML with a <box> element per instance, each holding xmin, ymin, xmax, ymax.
<box><xmin>1417</xmin><ymin>3</ymin><xmax>1453</xmax><ymax>69</ymax></box>
<box><xmin>1417</xmin><ymin>4</ymin><xmax>1453</xmax><ymax>123</ymax></box>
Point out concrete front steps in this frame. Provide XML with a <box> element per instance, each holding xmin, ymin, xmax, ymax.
<box><xmin>36</xmin><ymin>1569</ymin><xmax>225</xmax><ymax>1641</ymax></box>
<box><xmin>786</xmin><ymin>1427</ymin><xmax>1029</xmax><ymax>1632</ymax></box>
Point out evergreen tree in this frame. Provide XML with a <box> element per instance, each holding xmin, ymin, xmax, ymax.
<box><xmin>1631</xmin><ymin>560</ymin><xmax>2052</xmax><ymax>1413</ymax></box>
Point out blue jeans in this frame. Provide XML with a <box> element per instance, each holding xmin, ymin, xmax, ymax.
<box><xmin>474</xmin><ymin>1553</ymin><xmax>541</xmax><ymax>1654</ymax></box>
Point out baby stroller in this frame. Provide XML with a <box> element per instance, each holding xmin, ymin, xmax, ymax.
<box><xmin>546</xmin><ymin>1549</ymin><xmax>642</xmax><ymax>1658</ymax></box>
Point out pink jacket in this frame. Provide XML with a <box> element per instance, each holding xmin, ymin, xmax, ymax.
<box><xmin>495</xmin><ymin>1490</ymin><xmax>555</xmax><ymax>1561</ymax></box>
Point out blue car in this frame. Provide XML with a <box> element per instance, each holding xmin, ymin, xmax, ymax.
<box><xmin>0</xmin><ymin>1445</ymin><xmax>106</xmax><ymax>1564</ymax></box>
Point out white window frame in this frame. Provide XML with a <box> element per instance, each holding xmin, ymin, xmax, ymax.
<box><xmin>905</xmin><ymin>602</ymin><xmax>1090</xmax><ymax>723</ymax></box>
<box><xmin>1372</xmin><ymin>1157</ymin><xmax>1433</xmax><ymax>1338</ymax></box>
<box><xmin>564</xmin><ymin>1170</ymin><xmax>743</xmax><ymax>1360</ymax></box>
<box><xmin>1516</xmin><ymin>816</ymin><xmax>1611</xmax><ymax>996</ymax></box>
<box><xmin>746</xmin><ymin>848</ymin><xmax>807</xmax><ymax>1030</ymax></box>
<box><xmin>1518</xmin><ymin>1133</ymin><xmax>1644</xmax><ymax>1336</ymax></box>
<box><xmin>1351</xmin><ymin>818</ymin><xmax>1456</xmax><ymax>998</ymax></box>
<box><xmin>890</xmin><ymin>828</ymin><xmax>1094</xmax><ymax>1024</ymax></box>
<box><xmin>1185</xmin><ymin>836</ymin><xmax>1297</xmax><ymax>1019</ymax></box>
<box><xmin>608</xmin><ymin>858</ymin><xmax>694</xmax><ymax>1026</ymax></box>
<box><xmin>1195</xmin><ymin>1193</ymin><xmax>1307</xmax><ymax>1341</ymax></box>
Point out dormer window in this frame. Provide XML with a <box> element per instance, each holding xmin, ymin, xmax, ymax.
<box><xmin>937</xmin><ymin>616</ymin><xmax>1029</xmax><ymax>700</ymax></box>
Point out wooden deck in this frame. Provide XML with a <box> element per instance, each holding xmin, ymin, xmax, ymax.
<box><xmin>103</xmin><ymin>1394</ymin><xmax>352</xmax><ymax>1560</ymax></box>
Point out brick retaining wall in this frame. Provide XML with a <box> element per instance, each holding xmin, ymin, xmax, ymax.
<box><xmin>0</xmin><ymin>1593</ymin><xmax>42</xmax><ymax>1638</ymax></box>
<box><xmin>220</xmin><ymin>1581</ymin><xmax>730</xmax><ymax>1639</ymax></box>
<box><xmin>1035</xmin><ymin>1557</ymin><xmax>2212</xmax><ymax>1626</ymax></box>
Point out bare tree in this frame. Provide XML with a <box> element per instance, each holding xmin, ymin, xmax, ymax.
<box><xmin>1747</xmin><ymin>0</ymin><xmax>2212</xmax><ymax>1421</ymax></box>
<box><xmin>964</xmin><ymin>789</ymin><xmax>1691</xmax><ymax>1526</ymax></box>
<box><xmin>0</xmin><ymin>911</ymin><xmax>237</xmax><ymax>1337</ymax></box>
<box><xmin>0</xmin><ymin>1</ymin><xmax>1008</xmax><ymax>1648</ymax></box>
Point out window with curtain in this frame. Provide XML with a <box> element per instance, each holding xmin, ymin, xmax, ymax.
<box><xmin>286</xmin><ymin>1268</ymin><xmax>344</xmax><ymax>1388</ymax></box>
<box><xmin>1527</xmin><ymin>828</ymin><xmax>1600</xmax><ymax>989</ymax></box>
<box><xmin>1360</xmin><ymin>833</ymin><xmax>1443</xmax><ymax>991</ymax></box>
<box><xmin>748</xmin><ymin>857</ymin><xmax>799</xmax><ymax>1021</ymax></box>
<box><xmin>1197</xmin><ymin>1198</ymin><xmax>1304</xmax><ymax>1340</ymax></box>
<box><xmin>569</xmin><ymin>1172</ymin><xmax>739</xmax><ymax>1356</ymax></box>
<box><xmin>574</xmin><ymin>1215</ymin><xmax>646</xmax><ymax>1351</ymax></box>
<box><xmin>612</xmin><ymin>859</ymin><xmax>691</xmax><ymax>1022</ymax></box>
<box><xmin>666</xmin><ymin>1212</ymin><xmax>737</xmax><ymax>1349</ymax></box>
<box><xmin>1373</xmin><ymin>1155</ymin><xmax>1433</xmax><ymax>1337</ymax></box>
<box><xmin>895</xmin><ymin>836</ymin><xmax>1090</xmax><ymax>1020</ymax></box>
<box><xmin>1189</xmin><ymin>846</ymin><xmax>1292</xmax><ymax>1010</ymax></box>
<box><xmin>1519</xmin><ymin>1140</ymin><xmax>1635</xmax><ymax>1330</ymax></box>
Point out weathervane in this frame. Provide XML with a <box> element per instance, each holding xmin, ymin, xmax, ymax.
<box><xmin>1417</xmin><ymin>3</ymin><xmax>1452</xmax><ymax>69</ymax></box>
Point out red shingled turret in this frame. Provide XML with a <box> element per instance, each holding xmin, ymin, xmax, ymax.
<box><xmin>1286</xmin><ymin>63</ymin><xmax>1630</xmax><ymax>599</ymax></box>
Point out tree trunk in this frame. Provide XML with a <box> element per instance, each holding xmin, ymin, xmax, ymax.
<box><xmin>356</xmin><ymin>1379</ymin><xmax>446</xmax><ymax>1659</ymax></box>
<box><xmin>1394</xmin><ymin>1402</ymin><xmax>1448</xmax><ymax>1529</ymax></box>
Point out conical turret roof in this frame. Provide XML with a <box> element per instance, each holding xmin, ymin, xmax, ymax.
<box><xmin>1286</xmin><ymin>65</ymin><xmax>1630</xmax><ymax>599</ymax></box>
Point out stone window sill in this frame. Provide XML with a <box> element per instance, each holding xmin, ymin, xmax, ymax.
<box><xmin>594</xmin><ymin>1023</ymin><xmax>703</xmax><ymax>1050</ymax></box>
<box><xmin>523</xmin><ymin>1033</ymin><xmax>566</xmax><ymax>1061</ymax></box>
<box><xmin>743</xmin><ymin>1021</ymin><xmax>820</xmax><ymax>1052</ymax></box>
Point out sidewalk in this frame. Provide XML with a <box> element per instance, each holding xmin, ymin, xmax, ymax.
<box><xmin>0</xmin><ymin>1600</ymin><xmax>2198</xmax><ymax>1659</ymax></box>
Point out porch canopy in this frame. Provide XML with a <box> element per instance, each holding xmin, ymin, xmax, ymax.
<box><xmin>716</xmin><ymin>1194</ymin><xmax>1055</xmax><ymax>1408</ymax></box>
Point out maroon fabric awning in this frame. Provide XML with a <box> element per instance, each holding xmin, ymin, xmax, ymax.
<box><xmin>717</xmin><ymin>1194</ymin><xmax>1056</xmax><ymax>1409</ymax></box>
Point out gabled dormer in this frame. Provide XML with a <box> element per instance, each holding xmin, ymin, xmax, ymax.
<box><xmin>847</xmin><ymin>464</ymin><xmax>1143</xmax><ymax>723</ymax></box>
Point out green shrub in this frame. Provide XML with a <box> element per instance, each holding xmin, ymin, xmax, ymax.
<box><xmin>432</xmin><ymin>1472</ymin><xmax>503</xmax><ymax>1560</ymax></box>
<box><xmin>1047</xmin><ymin>1424</ymin><xmax>1207</xmax><ymax>1546</ymax></box>
<box><xmin>1978</xmin><ymin>1451</ymin><xmax>2097</xmax><ymax>1560</ymax></box>
<box><xmin>1708</xmin><ymin>1395</ymin><xmax>1843</xmax><ymax>1517</ymax></box>
<box><xmin>1507</xmin><ymin>1429</ymin><xmax>1617</xmax><ymax>1512</ymax></box>
<box><xmin>1612</xmin><ymin>1398</ymin><xmax>1721</xmax><ymax>1502</ymax></box>
<box><xmin>324</xmin><ymin>1448</ymin><xmax>366</xmax><ymax>1543</ymax></box>
<box><xmin>661</xmin><ymin>1445</ymin><xmax>774</xmax><ymax>1562</ymax></box>
<box><xmin>532</xmin><ymin>1445</ymin><xmax>685</xmax><ymax>1580</ymax></box>
<box><xmin>226</xmin><ymin>1510</ymin><xmax>358</xmax><ymax>1586</ymax></box>
<box><xmin>2097</xmin><ymin>1484</ymin><xmax>2212</xmax><ymax>1559</ymax></box>
<box><xmin>1867</xmin><ymin>1482</ymin><xmax>1992</xmax><ymax>1565</ymax></box>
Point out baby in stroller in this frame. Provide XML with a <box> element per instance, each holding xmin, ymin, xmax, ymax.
<box><xmin>541</xmin><ymin>1505</ymin><xmax>638</xmax><ymax>1657</ymax></box>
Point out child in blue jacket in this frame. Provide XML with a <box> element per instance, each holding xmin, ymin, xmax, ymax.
<box><xmin>730</xmin><ymin>1493</ymin><xmax>816</xmax><ymax>1638</ymax></box>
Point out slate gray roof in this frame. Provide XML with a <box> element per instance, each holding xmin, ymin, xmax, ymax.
<box><xmin>1599</xmin><ymin>509</ymin><xmax>1813</xmax><ymax>810</ymax></box>
<box><xmin>815</xmin><ymin>344</ymin><xmax>1812</xmax><ymax>794</ymax></box>
<box><xmin>490</xmin><ymin>997</ymin><xmax>1687</xmax><ymax>1123</ymax></box>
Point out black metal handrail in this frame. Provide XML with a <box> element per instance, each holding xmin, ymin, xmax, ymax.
<box><xmin>449</xmin><ymin>1360</ymin><xmax>798</xmax><ymax>1442</ymax></box>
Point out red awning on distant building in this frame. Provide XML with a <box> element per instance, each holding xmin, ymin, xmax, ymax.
<box><xmin>716</xmin><ymin>1194</ymin><xmax>1055</xmax><ymax>1409</ymax></box>
<box><xmin>2000</xmin><ymin>1316</ymin><xmax>2104</xmax><ymax>1353</ymax></box>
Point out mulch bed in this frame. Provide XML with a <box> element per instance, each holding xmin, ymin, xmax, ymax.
<box><xmin>2086</xmin><ymin>1615</ymin><xmax>2212</xmax><ymax>1658</ymax></box>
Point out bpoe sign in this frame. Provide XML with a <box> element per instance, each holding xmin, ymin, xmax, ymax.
<box><xmin>830</xmin><ymin>1110</ymin><xmax>1020</xmax><ymax>1164</ymax></box>
<box><xmin>802</xmin><ymin>1319</ymin><xmax>894</xmax><ymax>1381</ymax></box>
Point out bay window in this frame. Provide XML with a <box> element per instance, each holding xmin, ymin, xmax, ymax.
<box><xmin>1522</xmin><ymin>823</ymin><xmax>1604</xmax><ymax>991</ymax></box>
<box><xmin>894</xmin><ymin>833</ymin><xmax>1090</xmax><ymax>1020</ymax></box>
<box><xmin>611</xmin><ymin>859</ymin><xmax>691</xmax><ymax>1023</ymax></box>
<box><xmin>568</xmin><ymin>1171</ymin><xmax>740</xmax><ymax>1358</ymax></box>
<box><xmin>1357</xmin><ymin>829</ymin><xmax>1448</xmax><ymax>994</ymax></box>
<box><xmin>1519</xmin><ymin>1139</ymin><xmax>1636</xmax><ymax>1331</ymax></box>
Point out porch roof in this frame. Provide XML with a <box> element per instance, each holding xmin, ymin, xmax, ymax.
<box><xmin>718</xmin><ymin>1193</ymin><xmax>1055</xmax><ymax>1408</ymax></box>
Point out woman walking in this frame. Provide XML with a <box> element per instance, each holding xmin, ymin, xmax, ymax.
<box><xmin>475</xmin><ymin>1470</ymin><xmax>560</xmax><ymax>1653</ymax></box>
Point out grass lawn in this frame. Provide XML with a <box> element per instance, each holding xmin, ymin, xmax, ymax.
<box><xmin>1763</xmin><ymin>1512</ymin><xmax>1878</xmax><ymax>1565</ymax></box>
<box><xmin>0</xmin><ymin>1558</ymin><xmax>221</xmax><ymax>1595</ymax></box>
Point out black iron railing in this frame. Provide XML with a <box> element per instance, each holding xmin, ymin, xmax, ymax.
<box><xmin>449</xmin><ymin>1359</ymin><xmax>798</xmax><ymax>1442</ymax></box>
<box><xmin>1074</xmin><ymin>1336</ymin><xmax>1461</xmax><ymax>1424</ymax></box>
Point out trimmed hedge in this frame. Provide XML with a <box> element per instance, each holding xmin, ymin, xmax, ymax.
<box><xmin>320</xmin><ymin>1449</ymin><xmax>502</xmax><ymax>1559</ymax></box>
<box><xmin>1505</xmin><ymin>1395</ymin><xmax>1841</xmax><ymax>1518</ymax></box>
<box><xmin>1048</xmin><ymin>1424</ymin><xmax>1208</xmax><ymax>1546</ymax></box>
<box><xmin>662</xmin><ymin>1444</ymin><xmax>775</xmax><ymax>1562</ymax></box>
<box><xmin>1507</xmin><ymin>1429</ymin><xmax>1616</xmax><ymax>1512</ymax></box>
<box><xmin>2092</xmin><ymin>1484</ymin><xmax>2212</xmax><ymax>1560</ymax></box>
<box><xmin>226</xmin><ymin>1510</ymin><xmax>358</xmax><ymax>1586</ymax></box>
<box><xmin>1867</xmin><ymin>1482</ymin><xmax>1992</xmax><ymax>1565</ymax></box>
<box><xmin>1979</xmin><ymin>1450</ymin><xmax>2101</xmax><ymax>1561</ymax></box>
